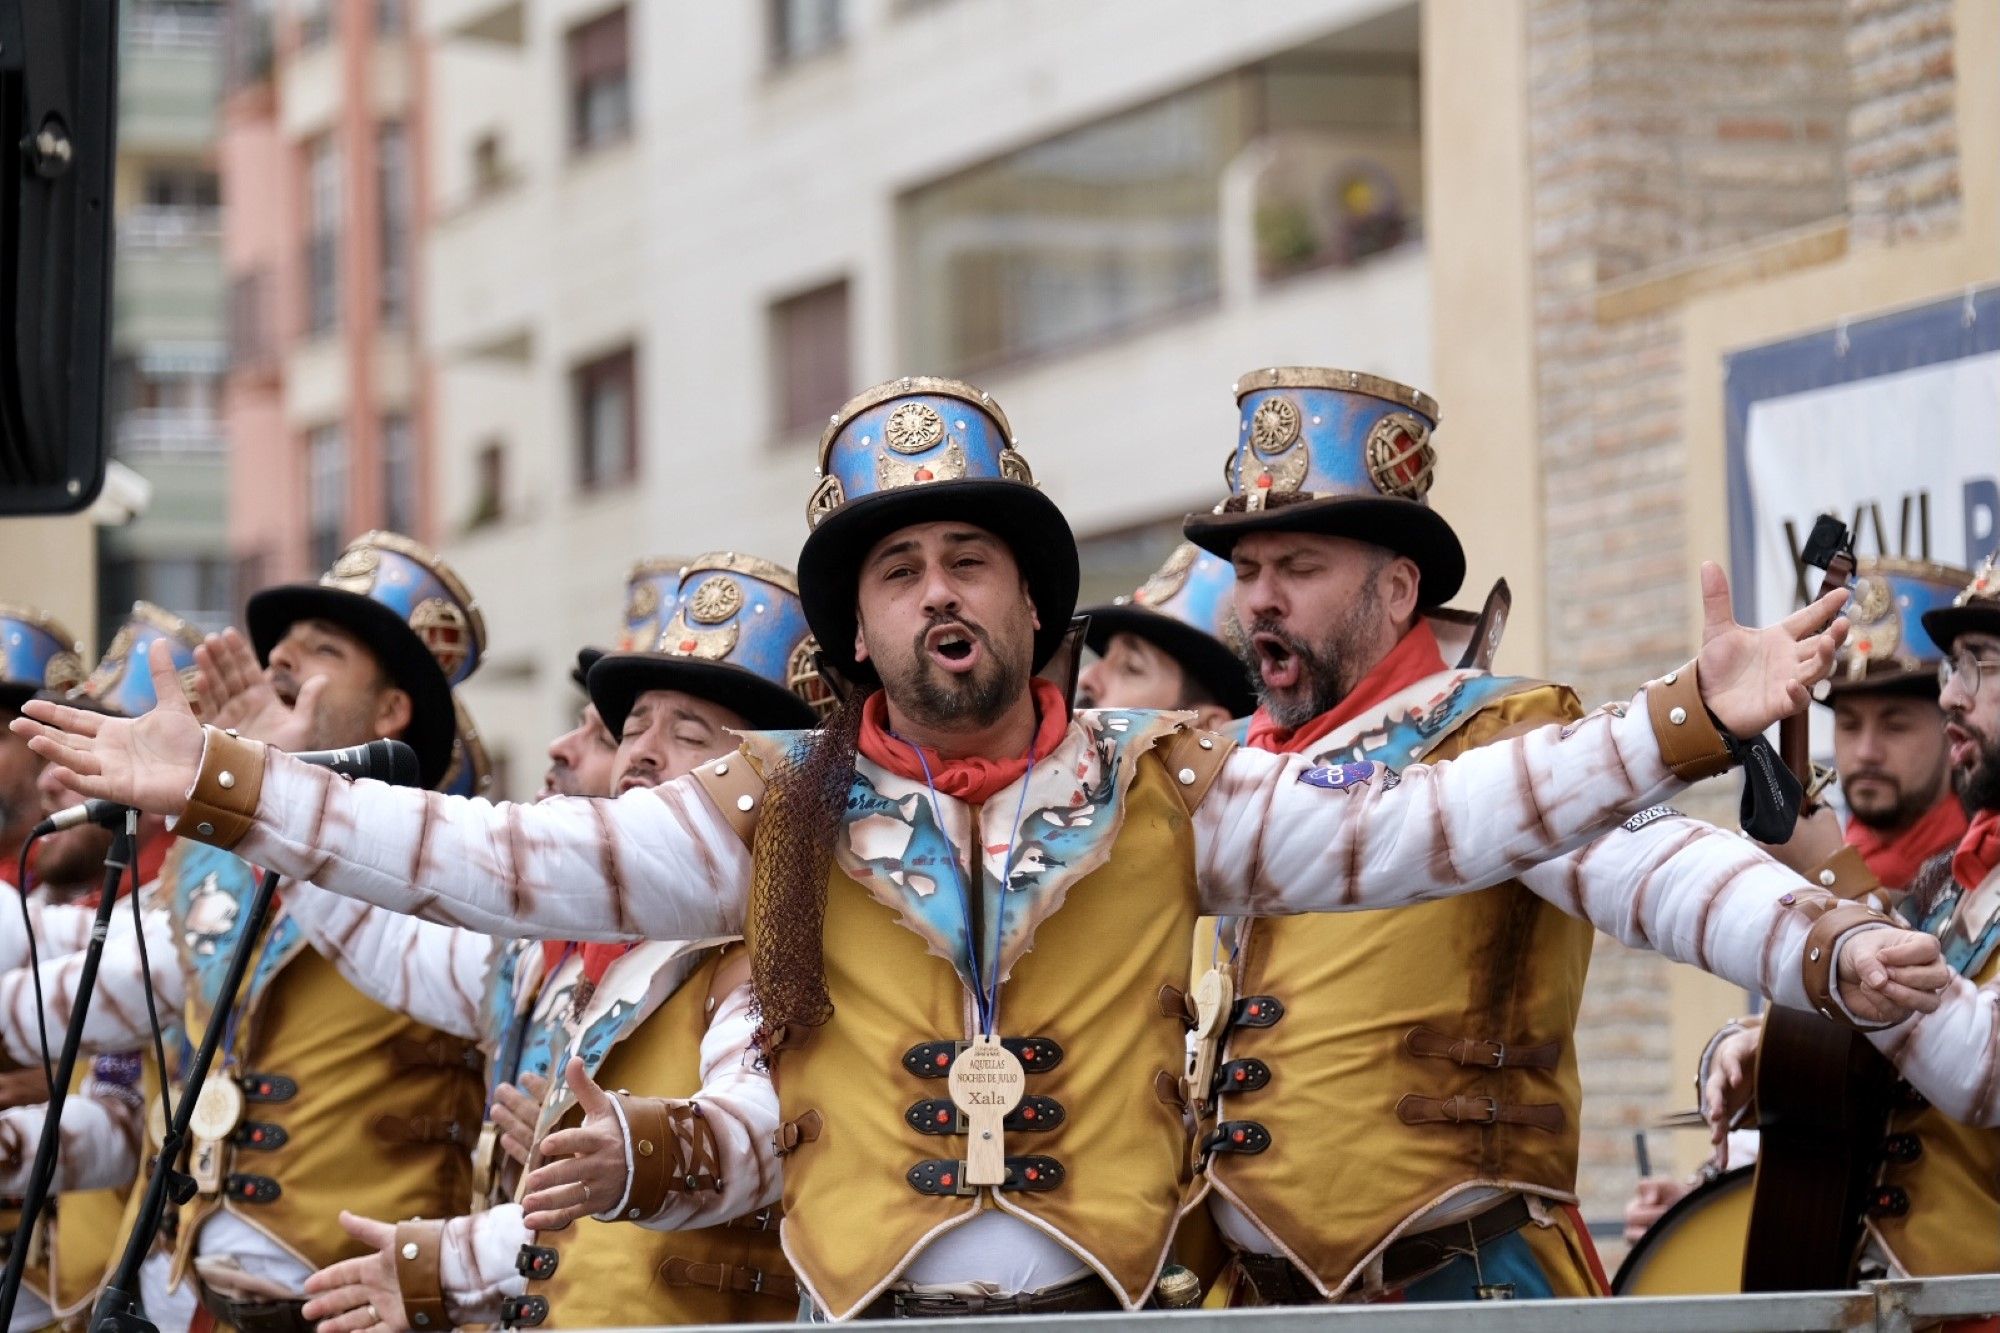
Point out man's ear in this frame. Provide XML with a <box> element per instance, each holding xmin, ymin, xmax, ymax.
<box><xmin>1025</xmin><ymin>579</ymin><xmax>1041</xmax><ymax>632</ymax></box>
<box><xmin>376</xmin><ymin>686</ymin><xmax>414</xmax><ymax>741</ymax></box>
<box><xmin>853</xmin><ymin>611</ymin><xmax>871</xmax><ymax>665</ymax></box>
<box><xmin>1383</xmin><ymin>556</ymin><xmax>1422</xmax><ymax>627</ymax></box>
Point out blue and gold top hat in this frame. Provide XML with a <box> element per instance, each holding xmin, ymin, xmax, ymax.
<box><xmin>1921</xmin><ymin>552</ymin><xmax>2000</xmax><ymax>661</ymax></box>
<box><xmin>1080</xmin><ymin>543</ymin><xmax>1254</xmax><ymax>718</ymax></box>
<box><xmin>588</xmin><ymin>552</ymin><xmax>827</xmax><ymax>736</ymax></box>
<box><xmin>440</xmin><ymin>696</ymin><xmax>496</xmax><ymax>799</ymax></box>
<box><xmin>0</xmin><ymin>606</ymin><xmax>82</xmax><ymax>713</ymax></box>
<box><xmin>797</xmin><ymin>376</ymin><xmax>1078</xmax><ymax>686</ymax></box>
<box><xmin>245</xmin><ymin>530</ymin><xmax>486</xmax><ymax>790</ymax></box>
<box><xmin>1183</xmin><ymin>367</ymin><xmax>1465</xmax><ymax>606</ymax></box>
<box><xmin>573</xmin><ymin>557</ymin><xmax>685</xmax><ymax>690</ymax></box>
<box><xmin>76</xmin><ymin>602</ymin><xmax>201</xmax><ymax>717</ymax></box>
<box><xmin>1828</xmin><ymin>557</ymin><xmax>1968</xmax><ymax>697</ymax></box>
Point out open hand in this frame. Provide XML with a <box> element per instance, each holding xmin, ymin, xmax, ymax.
<box><xmin>492</xmin><ymin>1070</ymin><xmax>550</xmax><ymax>1169</ymax></box>
<box><xmin>300</xmin><ymin>1211</ymin><xmax>407</xmax><ymax>1333</ymax></box>
<box><xmin>195</xmin><ymin>628</ymin><xmax>324</xmax><ymax>751</ymax></box>
<box><xmin>1837</xmin><ymin>928</ymin><xmax>1950</xmax><ymax>1026</ymax></box>
<box><xmin>519</xmin><ymin>1059</ymin><xmax>628</xmax><ymax>1231</ymax></box>
<box><xmin>1702</xmin><ymin>1024</ymin><xmax>1761</xmax><ymax>1141</ymax></box>
<box><xmin>1696</xmin><ymin>562</ymin><xmax>1848</xmax><ymax>735</ymax></box>
<box><xmin>12</xmin><ymin>639</ymin><xmax>205</xmax><ymax>818</ymax></box>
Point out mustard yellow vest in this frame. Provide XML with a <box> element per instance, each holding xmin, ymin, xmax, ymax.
<box><xmin>1201</xmin><ymin>686</ymin><xmax>1596</xmax><ymax>1293</ymax></box>
<box><xmin>1870</xmin><ymin>936</ymin><xmax>2000</xmax><ymax>1273</ymax></box>
<box><xmin>172</xmin><ymin>939</ymin><xmax>484</xmax><ymax>1279</ymax></box>
<box><xmin>521</xmin><ymin>946</ymin><xmax>794</xmax><ymax>1327</ymax></box>
<box><xmin>762</xmin><ymin>752</ymin><xmax>1202</xmax><ymax>1319</ymax></box>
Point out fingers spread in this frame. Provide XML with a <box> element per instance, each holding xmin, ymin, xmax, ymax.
<box><xmin>18</xmin><ymin>699</ymin><xmax>104</xmax><ymax>738</ymax></box>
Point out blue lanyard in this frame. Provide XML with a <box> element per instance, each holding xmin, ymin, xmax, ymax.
<box><xmin>1208</xmin><ymin>916</ymin><xmax>1241</xmax><ymax>971</ymax></box>
<box><xmin>893</xmin><ymin>735</ymin><xmax>1037</xmax><ymax>1041</ymax></box>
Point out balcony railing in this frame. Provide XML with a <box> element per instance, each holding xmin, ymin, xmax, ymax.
<box><xmin>128</xmin><ymin>1</ymin><xmax>225</xmax><ymax>50</ymax></box>
<box><xmin>115</xmin><ymin>408</ymin><xmax>224</xmax><ymax>456</ymax></box>
<box><xmin>119</xmin><ymin>206</ymin><xmax>222</xmax><ymax>253</ymax></box>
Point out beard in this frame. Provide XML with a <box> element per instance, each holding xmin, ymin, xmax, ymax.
<box><xmin>35</xmin><ymin>825</ymin><xmax>114</xmax><ymax>893</ymax></box>
<box><xmin>1237</xmin><ymin>578</ymin><xmax>1385</xmax><ymax>730</ymax></box>
<box><xmin>1953</xmin><ymin>719</ymin><xmax>2000</xmax><ymax>815</ymax></box>
<box><xmin>876</xmin><ymin>612</ymin><xmax>1028</xmax><ymax>735</ymax></box>
<box><xmin>1846</xmin><ymin>768</ymin><xmax>1946</xmax><ymax>831</ymax></box>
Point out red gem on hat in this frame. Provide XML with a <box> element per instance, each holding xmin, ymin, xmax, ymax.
<box><xmin>915</xmin><ymin>468</ymin><xmax>934</xmax><ymax>482</ymax></box>
<box><xmin>1255</xmin><ymin>474</ymin><xmax>1273</xmax><ymax>489</ymax></box>
<box><xmin>680</xmin><ymin>639</ymin><xmax>698</xmax><ymax>652</ymax></box>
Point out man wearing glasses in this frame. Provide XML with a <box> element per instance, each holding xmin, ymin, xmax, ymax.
<box><xmin>1704</xmin><ymin>553</ymin><xmax>2000</xmax><ymax>1282</ymax></box>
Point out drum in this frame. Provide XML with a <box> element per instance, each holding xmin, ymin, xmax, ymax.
<box><xmin>1611</xmin><ymin>1166</ymin><xmax>1753</xmax><ymax>1296</ymax></box>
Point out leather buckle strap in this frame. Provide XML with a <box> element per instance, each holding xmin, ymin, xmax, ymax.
<box><xmin>904</xmin><ymin>1095</ymin><xmax>1064</xmax><ymax>1135</ymax></box>
<box><xmin>1395</xmin><ymin>1094</ymin><xmax>1565</xmax><ymax>1133</ymax></box>
<box><xmin>906</xmin><ymin>1155</ymin><xmax>1065</xmax><ymax>1196</ymax></box>
<box><xmin>391</xmin><ymin>1034</ymin><xmax>483</xmax><ymax>1073</ymax></box>
<box><xmin>1230</xmin><ymin>996</ymin><xmax>1284</xmax><ymax>1029</ymax></box>
<box><xmin>1213</xmin><ymin>1059</ymin><xmax>1270</xmax><ymax>1095</ymax></box>
<box><xmin>516</xmin><ymin>1243</ymin><xmax>558</xmax><ymax>1281</ymax></box>
<box><xmin>223</xmin><ymin>1172</ymin><xmax>281</xmax><ymax>1204</ymax></box>
<box><xmin>901</xmin><ymin>1037</ymin><xmax>1064</xmax><ymax>1078</ymax></box>
<box><xmin>868</xmin><ymin>1273</ymin><xmax>1119</xmax><ymax>1319</ymax></box>
<box><xmin>1404</xmin><ymin>1025</ymin><xmax>1560</xmax><ymax>1071</ymax></box>
<box><xmin>500</xmin><ymin>1294</ymin><xmax>548</xmax><ymax>1328</ymax></box>
<box><xmin>241</xmin><ymin>1072</ymin><xmax>296</xmax><ymax>1102</ymax></box>
<box><xmin>370</xmin><ymin>1112</ymin><xmax>468</xmax><ymax>1146</ymax></box>
<box><xmin>772</xmin><ymin>1109</ymin><xmax>822</xmax><ymax>1157</ymax></box>
<box><xmin>660</xmin><ymin>1256</ymin><xmax>801</xmax><ymax>1304</ymax></box>
<box><xmin>1378</xmin><ymin>1193</ymin><xmax>1536</xmax><ymax>1288</ymax></box>
<box><xmin>1202</xmin><ymin>1120</ymin><xmax>1271</xmax><ymax>1155</ymax></box>
<box><xmin>196</xmin><ymin>1290</ymin><xmax>312</xmax><ymax>1333</ymax></box>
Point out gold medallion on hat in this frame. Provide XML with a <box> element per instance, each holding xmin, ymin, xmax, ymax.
<box><xmin>1843</xmin><ymin>576</ymin><xmax>1901</xmax><ymax>678</ymax></box>
<box><xmin>1137</xmin><ymin>544</ymin><xmax>1198</xmax><ymax>607</ymax></box>
<box><xmin>884</xmin><ymin>402</ymin><xmax>947</xmax><ymax>455</ymax></box>
<box><xmin>188</xmin><ymin>1073</ymin><xmax>246</xmax><ymax>1141</ymax></box>
<box><xmin>44</xmin><ymin>650</ymin><xmax>83</xmax><ymax>692</ymax></box>
<box><xmin>1364</xmin><ymin>412</ymin><xmax>1436</xmax><ymax>499</ymax></box>
<box><xmin>788</xmin><ymin>637</ymin><xmax>835</xmax><ymax>717</ymax></box>
<box><xmin>659</xmin><ymin>611</ymin><xmax>738</xmax><ymax>661</ymax></box>
<box><xmin>323</xmin><ymin>545</ymin><xmax>381</xmax><ymax>594</ymax></box>
<box><xmin>806</xmin><ymin>474</ymin><xmax>846</xmax><ymax>528</ymax></box>
<box><xmin>877</xmin><ymin>441</ymin><xmax>966</xmax><ymax>490</ymax></box>
<box><xmin>689</xmin><ymin>576</ymin><xmax>744</xmax><ymax>626</ymax></box>
<box><xmin>411</xmin><ymin>597</ymin><xmax>472</xmax><ymax>678</ymax></box>
<box><xmin>1249</xmin><ymin>397</ymin><xmax>1302</xmax><ymax>456</ymax></box>
<box><xmin>626</xmin><ymin>580</ymin><xmax>660</xmax><ymax>627</ymax></box>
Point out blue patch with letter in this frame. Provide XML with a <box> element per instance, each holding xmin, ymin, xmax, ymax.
<box><xmin>1299</xmin><ymin>761</ymin><xmax>1389</xmax><ymax>792</ymax></box>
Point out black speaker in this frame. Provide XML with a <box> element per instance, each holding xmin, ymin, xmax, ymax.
<box><xmin>0</xmin><ymin>0</ymin><xmax>117</xmax><ymax>516</ymax></box>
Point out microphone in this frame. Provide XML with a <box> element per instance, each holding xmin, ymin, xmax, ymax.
<box><xmin>31</xmin><ymin>738</ymin><xmax>422</xmax><ymax>836</ymax></box>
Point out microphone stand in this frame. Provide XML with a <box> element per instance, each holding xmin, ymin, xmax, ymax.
<box><xmin>90</xmin><ymin>863</ymin><xmax>283</xmax><ymax>1333</ymax></box>
<box><xmin>0</xmin><ymin>812</ymin><xmax>138</xmax><ymax>1328</ymax></box>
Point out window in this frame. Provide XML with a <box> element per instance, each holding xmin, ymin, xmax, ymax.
<box><xmin>573</xmin><ymin>348</ymin><xmax>637</xmax><ymax>492</ymax></box>
<box><xmin>142</xmin><ymin>167</ymin><xmax>219</xmax><ymax>210</ymax></box>
<box><xmin>902</xmin><ymin>51</ymin><xmax>1422</xmax><ymax>373</ymax></box>
<box><xmin>377</xmin><ymin>122</ymin><xmax>411</xmax><ymax>325</ymax></box>
<box><xmin>770</xmin><ymin>279</ymin><xmax>851</xmax><ymax>435</ymax></box>
<box><xmin>229</xmin><ymin>269</ymin><xmax>277</xmax><ymax>372</ymax></box>
<box><xmin>770</xmin><ymin>0</ymin><xmax>842</xmax><ymax>66</ymax></box>
<box><xmin>566</xmin><ymin>7</ymin><xmax>632</xmax><ymax>154</ymax></box>
<box><xmin>381</xmin><ymin>413</ymin><xmax>415</xmax><ymax>534</ymax></box>
<box><xmin>472</xmin><ymin>133</ymin><xmax>508</xmax><ymax>194</ymax></box>
<box><xmin>226</xmin><ymin>0</ymin><xmax>274</xmax><ymax>87</ymax></box>
<box><xmin>375</xmin><ymin>0</ymin><xmax>404</xmax><ymax>36</ymax></box>
<box><xmin>307</xmin><ymin>424</ymin><xmax>347</xmax><ymax>572</ymax></box>
<box><xmin>468</xmin><ymin>440</ymin><xmax>506</xmax><ymax>529</ymax></box>
<box><xmin>304</xmin><ymin>135</ymin><xmax>341</xmax><ymax>336</ymax></box>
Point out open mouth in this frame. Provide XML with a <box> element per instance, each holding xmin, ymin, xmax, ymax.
<box><xmin>924</xmin><ymin>623</ymin><xmax>982</xmax><ymax>674</ymax></box>
<box><xmin>271</xmin><ymin>671</ymin><xmax>300</xmax><ymax>708</ymax></box>
<box><xmin>617</xmin><ymin>769</ymin><xmax>657</xmax><ymax>795</ymax></box>
<box><xmin>1251</xmin><ymin>633</ymin><xmax>1302</xmax><ymax>691</ymax></box>
<box><xmin>1947</xmin><ymin>722</ymin><xmax>1981</xmax><ymax>771</ymax></box>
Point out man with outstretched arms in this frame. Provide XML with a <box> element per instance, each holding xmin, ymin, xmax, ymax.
<box><xmin>1076</xmin><ymin>543</ymin><xmax>1254</xmax><ymax>727</ymax></box>
<box><xmin>288</xmin><ymin>555</ymin><xmax>813</xmax><ymax>1330</ymax></box>
<box><xmin>18</xmin><ymin>378</ymin><xmax>1943</xmax><ymax>1321</ymax></box>
<box><xmin>1166</xmin><ymin>367</ymin><xmax>1939</xmax><ymax>1304</ymax></box>
<box><xmin>0</xmin><ymin>605</ymin><xmax>200</xmax><ymax>1331</ymax></box>
<box><xmin>1703</xmin><ymin>555</ymin><xmax>2000</xmax><ymax>1279</ymax></box>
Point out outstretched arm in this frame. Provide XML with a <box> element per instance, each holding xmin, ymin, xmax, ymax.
<box><xmin>0</xmin><ymin>901</ymin><xmax>179</xmax><ymax>1066</ymax></box>
<box><xmin>281</xmin><ymin>881</ymin><xmax>494</xmax><ymax>1041</ymax></box>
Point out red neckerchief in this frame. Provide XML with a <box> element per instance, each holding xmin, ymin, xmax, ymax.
<box><xmin>1245</xmin><ymin>621</ymin><xmax>1448</xmax><ymax>756</ymax></box>
<box><xmin>857</xmin><ymin>677</ymin><xmax>1070</xmax><ymax>805</ymax></box>
<box><xmin>540</xmin><ymin>939</ymin><xmax>636</xmax><ymax>989</ymax></box>
<box><xmin>1951</xmin><ymin>808</ymin><xmax>2000</xmax><ymax>894</ymax></box>
<box><xmin>1846</xmin><ymin>792</ymin><xmax>1969</xmax><ymax>891</ymax></box>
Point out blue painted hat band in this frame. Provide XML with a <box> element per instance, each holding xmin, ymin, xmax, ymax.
<box><xmin>81</xmin><ymin>602</ymin><xmax>202</xmax><ymax>717</ymax></box>
<box><xmin>806</xmin><ymin>376</ymin><xmax>1034</xmax><ymax>529</ymax></box>
<box><xmin>1841</xmin><ymin>557</ymin><xmax>1973</xmax><ymax>682</ymax></box>
<box><xmin>320</xmin><ymin>530</ymin><xmax>487</xmax><ymax>687</ymax></box>
<box><xmin>1221</xmin><ymin>367</ymin><xmax>1440</xmax><ymax>513</ymax></box>
<box><xmin>0</xmin><ymin>604</ymin><xmax>83</xmax><ymax>697</ymax></box>
<box><xmin>659</xmin><ymin>553</ymin><xmax>828</xmax><ymax>714</ymax></box>
<box><xmin>1117</xmin><ymin>543</ymin><xmax>1244</xmax><ymax>650</ymax></box>
<box><xmin>620</xmin><ymin>558</ymin><xmax>683</xmax><ymax>651</ymax></box>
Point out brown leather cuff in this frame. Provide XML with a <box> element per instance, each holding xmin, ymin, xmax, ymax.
<box><xmin>1790</xmin><ymin>890</ymin><xmax>1897</xmax><ymax>1026</ymax></box>
<box><xmin>1159</xmin><ymin>726</ymin><xmax>1235</xmax><ymax>815</ymax></box>
<box><xmin>687</xmin><ymin>750</ymin><xmax>764</xmax><ymax>849</ymax></box>
<box><xmin>392</xmin><ymin>1219</ymin><xmax>447</xmax><ymax>1330</ymax></box>
<box><xmin>1646</xmin><ymin>663</ymin><xmax>1733</xmax><ymax>782</ymax></box>
<box><xmin>1803</xmin><ymin>845</ymin><xmax>1882</xmax><ymax>902</ymax></box>
<box><xmin>615</xmin><ymin>1093</ymin><xmax>723</xmax><ymax>1220</ymax></box>
<box><xmin>178</xmin><ymin>727</ymin><xmax>268</xmax><ymax>849</ymax></box>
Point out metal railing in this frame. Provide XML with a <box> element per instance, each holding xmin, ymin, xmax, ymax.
<box><xmin>659</xmin><ymin>1276</ymin><xmax>2000</xmax><ymax>1333</ymax></box>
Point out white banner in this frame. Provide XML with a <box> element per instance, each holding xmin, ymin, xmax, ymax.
<box><xmin>1744</xmin><ymin>350</ymin><xmax>2000</xmax><ymax>627</ymax></box>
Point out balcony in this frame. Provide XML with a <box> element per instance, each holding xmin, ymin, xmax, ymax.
<box><xmin>423</xmin><ymin>0</ymin><xmax>524</xmax><ymax>44</ymax></box>
<box><xmin>114</xmin><ymin>209</ymin><xmax>223</xmax><ymax>349</ymax></box>
<box><xmin>120</xmin><ymin>2</ymin><xmax>223</xmax><ymax>153</ymax></box>
<box><xmin>429</xmin><ymin>179</ymin><xmax>538</xmax><ymax>360</ymax></box>
<box><xmin>115</xmin><ymin>408</ymin><xmax>224</xmax><ymax>458</ymax></box>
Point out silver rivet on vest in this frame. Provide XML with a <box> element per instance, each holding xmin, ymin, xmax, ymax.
<box><xmin>737</xmin><ymin>794</ymin><xmax>755</xmax><ymax>812</ymax></box>
<box><xmin>1177</xmin><ymin>768</ymin><xmax>1196</xmax><ymax>786</ymax></box>
<box><xmin>1669</xmin><ymin>707</ymin><xmax>1687</xmax><ymax>725</ymax></box>
<box><xmin>627</xmin><ymin>1207</ymin><xmax>641</xmax><ymax>1219</ymax></box>
<box><xmin>1663</xmin><ymin>671</ymin><xmax>1678</xmax><ymax>686</ymax></box>
<box><xmin>1198</xmin><ymin>737</ymin><xmax>1214</xmax><ymax>750</ymax></box>
<box><xmin>196</xmin><ymin>822</ymin><xmax>214</xmax><ymax>837</ymax></box>
<box><xmin>218</xmin><ymin>771</ymin><xmax>235</xmax><ymax>790</ymax></box>
<box><xmin>1810</xmin><ymin>947</ymin><xmax>1822</xmax><ymax>962</ymax></box>
<box><xmin>1819</xmin><ymin>869</ymin><xmax>1837</xmax><ymax>887</ymax></box>
<box><xmin>402</xmin><ymin>1242</ymin><xmax>419</xmax><ymax>1260</ymax></box>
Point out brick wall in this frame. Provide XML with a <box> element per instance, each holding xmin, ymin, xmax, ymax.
<box><xmin>1522</xmin><ymin>0</ymin><xmax>1960</xmax><ymax>1244</ymax></box>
